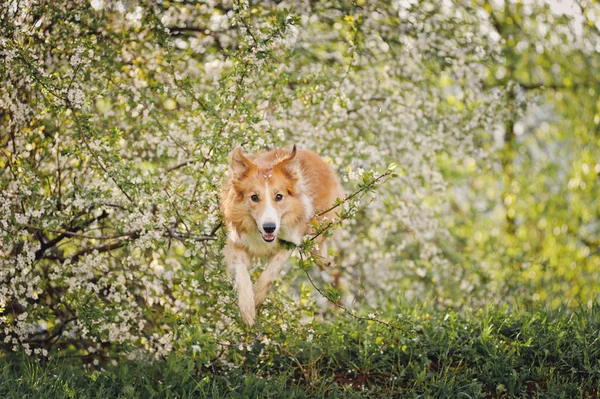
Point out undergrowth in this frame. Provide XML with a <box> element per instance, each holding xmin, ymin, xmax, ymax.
<box><xmin>1</xmin><ymin>303</ymin><xmax>599</xmax><ymax>398</ymax></box>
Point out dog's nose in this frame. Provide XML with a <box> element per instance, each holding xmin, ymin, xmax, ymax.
<box><xmin>263</xmin><ymin>223</ymin><xmax>276</xmax><ymax>234</ymax></box>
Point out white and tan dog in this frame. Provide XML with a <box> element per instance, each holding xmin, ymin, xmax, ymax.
<box><xmin>220</xmin><ymin>145</ymin><xmax>345</xmax><ymax>325</ymax></box>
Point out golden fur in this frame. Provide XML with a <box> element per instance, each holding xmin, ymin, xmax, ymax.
<box><xmin>221</xmin><ymin>145</ymin><xmax>345</xmax><ymax>325</ymax></box>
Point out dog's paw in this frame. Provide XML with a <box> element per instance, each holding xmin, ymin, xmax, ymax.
<box><xmin>239</xmin><ymin>301</ymin><xmax>256</xmax><ymax>326</ymax></box>
<box><xmin>254</xmin><ymin>288</ymin><xmax>266</xmax><ymax>308</ymax></box>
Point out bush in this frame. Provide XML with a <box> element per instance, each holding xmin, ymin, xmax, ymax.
<box><xmin>1</xmin><ymin>0</ymin><xmax>599</xmax><ymax>362</ymax></box>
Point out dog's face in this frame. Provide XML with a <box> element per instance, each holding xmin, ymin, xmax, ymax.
<box><xmin>230</xmin><ymin>146</ymin><xmax>304</xmax><ymax>243</ymax></box>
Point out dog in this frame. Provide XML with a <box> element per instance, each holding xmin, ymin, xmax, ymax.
<box><xmin>220</xmin><ymin>145</ymin><xmax>345</xmax><ymax>326</ymax></box>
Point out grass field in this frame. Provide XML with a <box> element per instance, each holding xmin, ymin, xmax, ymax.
<box><xmin>2</xmin><ymin>304</ymin><xmax>599</xmax><ymax>398</ymax></box>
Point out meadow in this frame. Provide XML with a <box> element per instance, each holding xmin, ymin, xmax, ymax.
<box><xmin>3</xmin><ymin>305</ymin><xmax>599</xmax><ymax>398</ymax></box>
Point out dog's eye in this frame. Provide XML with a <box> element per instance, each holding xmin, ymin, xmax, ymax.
<box><xmin>275</xmin><ymin>194</ymin><xmax>283</xmax><ymax>202</ymax></box>
<box><xmin>250</xmin><ymin>194</ymin><xmax>259</xmax><ymax>202</ymax></box>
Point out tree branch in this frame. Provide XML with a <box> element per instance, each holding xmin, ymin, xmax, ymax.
<box><xmin>300</xmin><ymin>252</ymin><xmax>412</xmax><ymax>333</ymax></box>
<box><xmin>34</xmin><ymin>210</ymin><xmax>109</xmax><ymax>260</ymax></box>
<box><xmin>71</xmin><ymin>232</ymin><xmax>140</xmax><ymax>262</ymax></box>
<box><xmin>314</xmin><ymin>170</ymin><xmax>394</xmax><ymax>218</ymax></box>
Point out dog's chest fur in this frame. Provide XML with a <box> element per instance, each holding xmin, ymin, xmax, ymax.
<box><xmin>230</xmin><ymin>225</ymin><xmax>302</xmax><ymax>259</ymax></box>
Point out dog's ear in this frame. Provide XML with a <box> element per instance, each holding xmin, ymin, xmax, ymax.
<box><xmin>276</xmin><ymin>145</ymin><xmax>299</xmax><ymax>178</ymax></box>
<box><xmin>231</xmin><ymin>146</ymin><xmax>256</xmax><ymax>178</ymax></box>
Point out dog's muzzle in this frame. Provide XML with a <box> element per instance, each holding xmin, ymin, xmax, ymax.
<box><xmin>262</xmin><ymin>223</ymin><xmax>276</xmax><ymax>242</ymax></box>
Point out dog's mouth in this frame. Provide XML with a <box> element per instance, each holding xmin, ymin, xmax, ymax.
<box><xmin>262</xmin><ymin>233</ymin><xmax>276</xmax><ymax>243</ymax></box>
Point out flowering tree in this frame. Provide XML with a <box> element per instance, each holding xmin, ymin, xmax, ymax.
<box><xmin>1</xmin><ymin>0</ymin><xmax>596</xmax><ymax>362</ymax></box>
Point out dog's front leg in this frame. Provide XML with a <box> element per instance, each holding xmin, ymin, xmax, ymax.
<box><xmin>224</xmin><ymin>241</ymin><xmax>255</xmax><ymax>326</ymax></box>
<box><xmin>254</xmin><ymin>249</ymin><xmax>291</xmax><ymax>307</ymax></box>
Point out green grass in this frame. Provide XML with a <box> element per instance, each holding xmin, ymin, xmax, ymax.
<box><xmin>2</xmin><ymin>304</ymin><xmax>599</xmax><ymax>398</ymax></box>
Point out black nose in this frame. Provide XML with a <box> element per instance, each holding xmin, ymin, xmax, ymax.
<box><xmin>263</xmin><ymin>223</ymin><xmax>276</xmax><ymax>233</ymax></box>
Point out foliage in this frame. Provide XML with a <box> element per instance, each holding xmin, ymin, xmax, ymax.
<box><xmin>2</xmin><ymin>303</ymin><xmax>599</xmax><ymax>397</ymax></box>
<box><xmin>0</xmin><ymin>0</ymin><xmax>599</xmax><ymax>365</ymax></box>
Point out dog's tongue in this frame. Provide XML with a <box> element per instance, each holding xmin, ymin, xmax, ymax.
<box><xmin>264</xmin><ymin>234</ymin><xmax>275</xmax><ymax>241</ymax></box>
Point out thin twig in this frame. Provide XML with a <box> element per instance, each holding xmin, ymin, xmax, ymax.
<box><xmin>280</xmin><ymin>346</ymin><xmax>310</xmax><ymax>385</ymax></box>
<box><xmin>71</xmin><ymin>233</ymin><xmax>140</xmax><ymax>262</ymax></box>
<box><xmin>69</xmin><ymin>105</ymin><xmax>135</xmax><ymax>204</ymax></box>
<box><xmin>27</xmin><ymin>226</ymin><xmax>137</xmax><ymax>240</ymax></box>
<box><xmin>166</xmin><ymin>160</ymin><xmax>192</xmax><ymax>172</ymax></box>
<box><xmin>314</xmin><ymin>170</ymin><xmax>394</xmax><ymax>218</ymax></box>
<box><xmin>300</xmin><ymin>253</ymin><xmax>412</xmax><ymax>333</ymax></box>
<box><xmin>168</xmin><ymin>228</ymin><xmax>218</xmax><ymax>242</ymax></box>
<box><xmin>295</xmin><ymin>170</ymin><xmax>412</xmax><ymax>332</ymax></box>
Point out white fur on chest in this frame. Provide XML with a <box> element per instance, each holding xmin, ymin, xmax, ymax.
<box><xmin>229</xmin><ymin>226</ymin><xmax>302</xmax><ymax>259</ymax></box>
<box><xmin>230</xmin><ymin>229</ymin><xmax>278</xmax><ymax>258</ymax></box>
<box><xmin>278</xmin><ymin>225</ymin><xmax>303</xmax><ymax>245</ymax></box>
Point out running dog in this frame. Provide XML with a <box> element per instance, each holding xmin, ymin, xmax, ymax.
<box><xmin>221</xmin><ymin>145</ymin><xmax>345</xmax><ymax>325</ymax></box>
